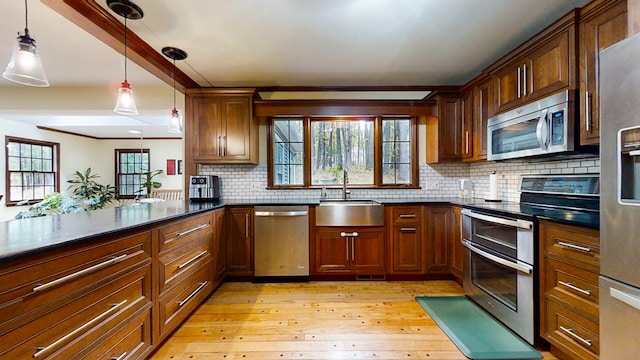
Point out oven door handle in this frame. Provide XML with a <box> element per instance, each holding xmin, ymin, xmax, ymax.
<box><xmin>461</xmin><ymin>209</ymin><xmax>532</xmax><ymax>230</ymax></box>
<box><xmin>463</xmin><ymin>240</ymin><xmax>533</xmax><ymax>274</ymax></box>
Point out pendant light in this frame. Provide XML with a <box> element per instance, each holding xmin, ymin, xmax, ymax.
<box><xmin>108</xmin><ymin>0</ymin><xmax>143</xmax><ymax>115</ymax></box>
<box><xmin>162</xmin><ymin>47</ymin><xmax>187</xmax><ymax>134</ymax></box>
<box><xmin>3</xmin><ymin>0</ymin><xmax>49</xmax><ymax>87</ymax></box>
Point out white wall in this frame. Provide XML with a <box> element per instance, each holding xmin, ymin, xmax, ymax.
<box><xmin>0</xmin><ymin>118</ymin><xmax>182</xmax><ymax>221</ymax></box>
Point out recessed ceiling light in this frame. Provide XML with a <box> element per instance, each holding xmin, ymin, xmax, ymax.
<box><xmin>129</xmin><ymin>129</ymin><xmax>141</xmax><ymax>134</ymax></box>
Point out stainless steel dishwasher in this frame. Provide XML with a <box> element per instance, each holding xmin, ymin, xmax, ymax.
<box><xmin>254</xmin><ymin>205</ymin><xmax>309</xmax><ymax>278</ymax></box>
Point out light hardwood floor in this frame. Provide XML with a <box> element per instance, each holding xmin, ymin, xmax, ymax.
<box><xmin>150</xmin><ymin>281</ymin><xmax>557</xmax><ymax>360</ymax></box>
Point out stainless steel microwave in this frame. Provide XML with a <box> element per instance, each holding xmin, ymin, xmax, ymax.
<box><xmin>487</xmin><ymin>90</ymin><xmax>575</xmax><ymax>161</ymax></box>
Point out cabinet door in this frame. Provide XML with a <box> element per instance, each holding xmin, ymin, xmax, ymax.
<box><xmin>579</xmin><ymin>0</ymin><xmax>627</xmax><ymax>146</ymax></box>
<box><xmin>450</xmin><ymin>206</ymin><xmax>463</xmax><ymax>281</ymax></box>
<box><xmin>222</xmin><ymin>96</ymin><xmax>254</xmax><ymax>162</ymax></box>
<box><xmin>352</xmin><ymin>228</ymin><xmax>385</xmax><ymax>274</ymax></box>
<box><xmin>527</xmin><ymin>29</ymin><xmax>572</xmax><ymax>101</ymax></box>
<box><xmin>213</xmin><ymin>208</ymin><xmax>227</xmax><ymax>286</ymax></box>
<box><xmin>425</xmin><ymin>206</ymin><xmax>452</xmax><ymax>274</ymax></box>
<box><xmin>388</xmin><ymin>205</ymin><xmax>424</xmax><ymax>274</ymax></box>
<box><xmin>427</xmin><ymin>95</ymin><xmax>462</xmax><ymax>163</ymax></box>
<box><xmin>461</xmin><ymin>91</ymin><xmax>474</xmax><ymax>160</ymax></box>
<box><xmin>315</xmin><ymin>228</ymin><xmax>351</xmax><ymax>273</ymax></box>
<box><xmin>192</xmin><ymin>96</ymin><xmax>224</xmax><ymax>162</ymax></box>
<box><xmin>473</xmin><ymin>79</ymin><xmax>492</xmax><ymax>161</ymax></box>
<box><xmin>494</xmin><ymin>61</ymin><xmax>524</xmax><ymax>113</ymax></box>
<box><xmin>226</xmin><ymin>207</ymin><xmax>253</xmax><ymax>276</ymax></box>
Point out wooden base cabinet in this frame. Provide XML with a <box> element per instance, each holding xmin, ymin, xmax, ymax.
<box><xmin>314</xmin><ymin>227</ymin><xmax>385</xmax><ymax>275</ymax></box>
<box><xmin>154</xmin><ymin>212</ymin><xmax>215</xmax><ymax>342</ymax></box>
<box><xmin>212</xmin><ymin>207</ymin><xmax>227</xmax><ymax>288</ymax></box>
<box><xmin>540</xmin><ymin>220</ymin><xmax>600</xmax><ymax>360</ymax></box>
<box><xmin>226</xmin><ymin>207</ymin><xmax>254</xmax><ymax>277</ymax></box>
<box><xmin>0</xmin><ymin>231</ymin><xmax>153</xmax><ymax>360</ymax></box>
<box><xmin>450</xmin><ymin>206</ymin><xmax>463</xmax><ymax>282</ymax></box>
<box><xmin>425</xmin><ymin>206</ymin><xmax>452</xmax><ymax>274</ymax></box>
<box><xmin>387</xmin><ymin>206</ymin><xmax>425</xmax><ymax>274</ymax></box>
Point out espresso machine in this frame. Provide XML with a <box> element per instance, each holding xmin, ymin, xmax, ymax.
<box><xmin>189</xmin><ymin>175</ymin><xmax>221</xmax><ymax>201</ymax></box>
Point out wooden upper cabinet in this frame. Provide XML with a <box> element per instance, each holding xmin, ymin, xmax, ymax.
<box><xmin>186</xmin><ymin>88</ymin><xmax>258</xmax><ymax>164</ymax></box>
<box><xmin>473</xmin><ymin>79</ymin><xmax>493</xmax><ymax>161</ymax></box>
<box><xmin>427</xmin><ymin>95</ymin><xmax>462</xmax><ymax>163</ymax></box>
<box><xmin>579</xmin><ymin>0</ymin><xmax>628</xmax><ymax>146</ymax></box>
<box><xmin>461</xmin><ymin>91</ymin><xmax>474</xmax><ymax>160</ymax></box>
<box><xmin>491</xmin><ymin>10</ymin><xmax>577</xmax><ymax>114</ymax></box>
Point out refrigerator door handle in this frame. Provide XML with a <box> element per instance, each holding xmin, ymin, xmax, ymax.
<box><xmin>611</xmin><ymin>287</ymin><xmax>640</xmax><ymax>311</ymax></box>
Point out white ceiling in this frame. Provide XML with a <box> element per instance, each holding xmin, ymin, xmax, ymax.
<box><xmin>0</xmin><ymin>0</ymin><xmax>591</xmax><ymax>138</ymax></box>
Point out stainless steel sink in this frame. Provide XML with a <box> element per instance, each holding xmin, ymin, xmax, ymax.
<box><xmin>316</xmin><ymin>199</ymin><xmax>384</xmax><ymax>226</ymax></box>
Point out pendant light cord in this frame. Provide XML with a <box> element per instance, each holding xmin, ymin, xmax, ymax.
<box><xmin>124</xmin><ymin>17</ymin><xmax>128</xmax><ymax>81</ymax></box>
<box><xmin>172</xmin><ymin>58</ymin><xmax>176</xmax><ymax>108</ymax></box>
<box><xmin>24</xmin><ymin>0</ymin><xmax>29</xmax><ymax>34</ymax></box>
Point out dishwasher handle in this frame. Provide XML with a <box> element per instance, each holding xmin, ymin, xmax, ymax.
<box><xmin>255</xmin><ymin>211</ymin><xmax>308</xmax><ymax>217</ymax></box>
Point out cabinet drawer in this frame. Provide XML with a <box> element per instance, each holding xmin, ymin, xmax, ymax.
<box><xmin>544</xmin><ymin>257</ymin><xmax>599</xmax><ymax>321</ymax></box>
<box><xmin>156</xmin><ymin>261</ymin><xmax>213</xmax><ymax>341</ymax></box>
<box><xmin>0</xmin><ymin>231</ymin><xmax>151</xmax><ymax>329</ymax></box>
<box><xmin>157</xmin><ymin>213</ymin><xmax>213</xmax><ymax>254</ymax></box>
<box><xmin>83</xmin><ymin>307</ymin><xmax>152</xmax><ymax>360</ymax></box>
<box><xmin>158</xmin><ymin>235</ymin><xmax>213</xmax><ymax>294</ymax></box>
<box><xmin>541</xmin><ymin>221</ymin><xmax>600</xmax><ymax>270</ymax></box>
<box><xmin>0</xmin><ymin>265</ymin><xmax>151</xmax><ymax>359</ymax></box>
<box><xmin>545</xmin><ymin>300</ymin><xmax>599</xmax><ymax>360</ymax></box>
<box><xmin>391</xmin><ymin>206</ymin><xmax>422</xmax><ymax>224</ymax></box>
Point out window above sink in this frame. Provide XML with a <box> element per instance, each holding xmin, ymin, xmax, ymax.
<box><xmin>268</xmin><ymin>116</ymin><xmax>418</xmax><ymax>189</ymax></box>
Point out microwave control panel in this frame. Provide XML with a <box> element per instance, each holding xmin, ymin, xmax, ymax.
<box><xmin>550</xmin><ymin>110</ymin><xmax>565</xmax><ymax>146</ymax></box>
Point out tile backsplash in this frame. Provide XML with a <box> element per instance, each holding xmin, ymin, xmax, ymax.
<box><xmin>199</xmin><ymin>156</ymin><xmax>600</xmax><ymax>203</ymax></box>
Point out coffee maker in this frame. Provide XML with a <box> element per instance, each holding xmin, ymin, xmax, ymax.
<box><xmin>189</xmin><ymin>175</ymin><xmax>221</xmax><ymax>201</ymax></box>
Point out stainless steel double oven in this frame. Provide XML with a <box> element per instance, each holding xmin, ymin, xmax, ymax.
<box><xmin>462</xmin><ymin>208</ymin><xmax>535</xmax><ymax>344</ymax></box>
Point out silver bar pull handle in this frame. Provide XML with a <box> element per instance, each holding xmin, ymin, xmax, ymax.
<box><xmin>559</xmin><ymin>326</ymin><xmax>592</xmax><ymax>347</ymax></box>
<box><xmin>178</xmin><ymin>281</ymin><xmax>208</xmax><ymax>307</ymax></box>
<box><xmin>33</xmin><ymin>254</ymin><xmax>128</xmax><ymax>293</ymax></box>
<box><xmin>177</xmin><ymin>223</ymin><xmax>210</xmax><ymax>237</ymax></box>
<box><xmin>399</xmin><ymin>214</ymin><xmax>416</xmax><ymax>219</ymax></box>
<box><xmin>34</xmin><ymin>300</ymin><xmax>127</xmax><ymax>358</ymax></box>
<box><xmin>517</xmin><ymin>66</ymin><xmax>521</xmax><ymax>99</ymax></box>
<box><xmin>557</xmin><ymin>241</ymin><xmax>592</xmax><ymax>253</ymax></box>
<box><xmin>465</xmin><ymin>130</ymin><xmax>470</xmax><ymax>153</ymax></box>
<box><xmin>222</xmin><ymin>136</ymin><xmax>226</xmax><ymax>157</ymax></box>
<box><xmin>585</xmin><ymin>91</ymin><xmax>591</xmax><ymax>132</ymax></box>
<box><xmin>111</xmin><ymin>352</ymin><xmax>128</xmax><ymax>360</ymax></box>
<box><xmin>178</xmin><ymin>250</ymin><xmax>208</xmax><ymax>269</ymax></box>
<box><xmin>340</xmin><ymin>232</ymin><xmax>359</xmax><ymax>237</ymax></box>
<box><xmin>610</xmin><ymin>287</ymin><xmax>640</xmax><ymax>311</ymax></box>
<box><xmin>400</xmin><ymin>227</ymin><xmax>417</xmax><ymax>232</ymax></box>
<box><xmin>461</xmin><ymin>208</ymin><xmax>532</xmax><ymax>230</ymax></box>
<box><xmin>255</xmin><ymin>211</ymin><xmax>308</xmax><ymax>217</ymax></box>
<box><xmin>558</xmin><ymin>281</ymin><xmax>591</xmax><ymax>296</ymax></box>
<box><xmin>217</xmin><ymin>136</ymin><xmax>221</xmax><ymax>156</ymax></box>
<box><xmin>351</xmin><ymin>238</ymin><xmax>355</xmax><ymax>261</ymax></box>
<box><xmin>463</xmin><ymin>240</ymin><xmax>533</xmax><ymax>274</ymax></box>
<box><xmin>522</xmin><ymin>64</ymin><xmax>527</xmax><ymax>96</ymax></box>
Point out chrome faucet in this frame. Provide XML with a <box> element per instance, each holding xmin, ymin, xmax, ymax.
<box><xmin>342</xmin><ymin>169</ymin><xmax>351</xmax><ymax>199</ymax></box>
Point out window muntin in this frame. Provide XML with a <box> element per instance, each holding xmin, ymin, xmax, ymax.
<box><xmin>116</xmin><ymin>149</ymin><xmax>149</xmax><ymax>198</ymax></box>
<box><xmin>273</xmin><ymin>119</ymin><xmax>304</xmax><ymax>186</ymax></box>
<box><xmin>382</xmin><ymin>118</ymin><xmax>413</xmax><ymax>185</ymax></box>
<box><xmin>6</xmin><ymin>136</ymin><xmax>59</xmax><ymax>205</ymax></box>
<box><xmin>268</xmin><ymin>116</ymin><xmax>416</xmax><ymax>188</ymax></box>
<box><xmin>311</xmin><ymin>119</ymin><xmax>374</xmax><ymax>185</ymax></box>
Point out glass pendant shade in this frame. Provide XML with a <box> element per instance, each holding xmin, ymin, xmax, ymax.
<box><xmin>168</xmin><ymin>108</ymin><xmax>182</xmax><ymax>133</ymax></box>
<box><xmin>114</xmin><ymin>80</ymin><xmax>138</xmax><ymax>115</ymax></box>
<box><xmin>3</xmin><ymin>32</ymin><xmax>49</xmax><ymax>87</ymax></box>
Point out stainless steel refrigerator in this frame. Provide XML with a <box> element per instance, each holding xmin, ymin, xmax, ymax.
<box><xmin>600</xmin><ymin>31</ymin><xmax>640</xmax><ymax>359</ymax></box>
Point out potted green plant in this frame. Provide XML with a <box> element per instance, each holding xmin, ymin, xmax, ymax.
<box><xmin>67</xmin><ymin>168</ymin><xmax>117</xmax><ymax>209</ymax></box>
<box><xmin>140</xmin><ymin>169</ymin><xmax>163</xmax><ymax>197</ymax></box>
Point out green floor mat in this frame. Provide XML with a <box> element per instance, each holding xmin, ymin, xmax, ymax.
<box><xmin>415</xmin><ymin>296</ymin><xmax>542</xmax><ymax>360</ymax></box>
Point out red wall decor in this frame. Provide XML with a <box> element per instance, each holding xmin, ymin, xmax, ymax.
<box><xmin>166</xmin><ymin>159</ymin><xmax>176</xmax><ymax>175</ymax></box>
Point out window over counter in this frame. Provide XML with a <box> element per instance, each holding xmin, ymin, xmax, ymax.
<box><xmin>5</xmin><ymin>136</ymin><xmax>60</xmax><ymax>205</ymax></box>
<box><xmin>115</xmin><ymin>148</ymin><xmax>150</xmax><ymax>198</ymax></box>
<box><xmin>268</xmin><ymin>116</ymin><xmax>417</xmax><ymax>188</ymax></box>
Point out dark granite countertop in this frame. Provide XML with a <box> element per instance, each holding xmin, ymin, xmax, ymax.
<box><xmin>0</xmin><ymin>200</ymin><xmax>224</xmax><ymax>262</ymax></box>
<box><xmin>1</xmin><ymin>196</ymin><xmax>598</xmax><ymax>262</ymax></box>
